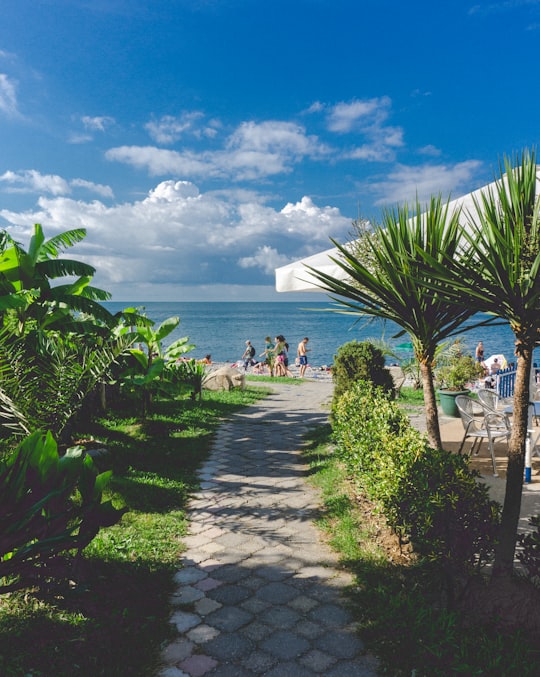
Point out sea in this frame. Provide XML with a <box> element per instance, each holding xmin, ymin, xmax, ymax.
<box><xmin>103</xmin><ymin>301</ymin><xmax>533</xmax><ymax>368</ymax></box>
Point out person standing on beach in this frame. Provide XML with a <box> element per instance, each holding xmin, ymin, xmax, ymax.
<box><xmin>297</xmin><ymin>337</ymin><xmax>310</xmax><ymax>378</ymax></box>
<box><xmin>242</xmin><ymin>340</ymin><xmax>256</xmax><ymax>371</ymax></box>
<box><xmin>475</xmin><ymin>341</ymin><xmax>485</xmax><ymax>363</ymax></box>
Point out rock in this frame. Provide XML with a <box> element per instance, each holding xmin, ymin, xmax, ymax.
<box><xmin>204</xmin><ymin>366</ymin><xmax>245</xmax><ymax>391</ymax></box>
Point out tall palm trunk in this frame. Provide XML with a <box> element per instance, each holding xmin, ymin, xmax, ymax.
<box><xmin>492</xmin><ymin>346</ymin><xmax>533</xmax><ymax>577</ymax></box>
<box><xmin>420</xmin><ymin>359</ymin><xmax>442</xmax><ymax>449</ymax></box>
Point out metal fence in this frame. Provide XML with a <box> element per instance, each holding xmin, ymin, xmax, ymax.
<box><xmin>496</xmin><ymin>363</ymin><xmax>539</xmax><ymax>399</ymax></box>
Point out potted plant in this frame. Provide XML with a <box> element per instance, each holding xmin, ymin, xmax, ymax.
<box><xmin>436</xmin><ymin>348</ymin><xmax>484</xmax><ymax>417</ymax></box>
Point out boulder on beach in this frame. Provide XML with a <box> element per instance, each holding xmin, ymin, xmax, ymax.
<box><xmin>204</xmin><ymin>366</ymin><xmax>245</xmax><ymax>391</ymax></box>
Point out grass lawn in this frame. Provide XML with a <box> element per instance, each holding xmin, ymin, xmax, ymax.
<box><xmin>0</xmin><ymin>384</ymin><xmax>270</xmax><ymax>677</ymax></box>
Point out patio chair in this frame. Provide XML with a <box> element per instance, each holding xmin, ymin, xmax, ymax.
<box><xmin>477</xmin><ymin>388</ymin><xmax>500</xmax><ymax>415</ymax></box>
<box><xmin>455</xmin><ymin>395</ymin><xmax>510</xmax><ymax>476</ymax></box>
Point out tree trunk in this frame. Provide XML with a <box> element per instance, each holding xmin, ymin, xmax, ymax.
<box><xmin>420</xmin><ymin>360</ymin><xmax>442</xmax><ymax>449</ymax></box>
<box><xmin>492</xmin><ymin>347</ymin><xmax>533</xmax><ymax>578</ymax></box>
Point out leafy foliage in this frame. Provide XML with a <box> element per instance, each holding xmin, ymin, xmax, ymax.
<box><xmin>332</xmin><ymin>340</ymin><xmax>394</xmax><ymax>405</ymax></box>
<box><xmin>332</xmin><ymin>380</ymin><xmax>500</xmax><ymax>590</ymax></box>
<box><xmin>0</xmin><ymin>430</ymin><xmax>126</xmax><ymax>593</ymax></box>
<box><xmin>0</xmin><ymin>327</ymin><xmax>133</xmax><ymax>443</ymax></box>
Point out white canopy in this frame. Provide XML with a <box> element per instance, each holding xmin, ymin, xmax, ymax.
<box><xmin>275</xmin><ymin>172</ymin><xmax>540</xmax><ymax>293</ymax></box>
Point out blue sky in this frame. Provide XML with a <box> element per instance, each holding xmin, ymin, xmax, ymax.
<box><xmin>0</xmin><ymin>0</ymin><xmax>539</xmax><ymax>302</ymax></box>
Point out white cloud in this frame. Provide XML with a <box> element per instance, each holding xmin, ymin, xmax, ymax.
<box><xmin>0</xmin><ymin>73</ymin><xmax>19</xmax><ymax>117</ymax></box>
<box><xmin>71</xmin><ymin>178</ymin><xmax>115</xmax><ymax>198</ymax></box>
<box><xmin>0</xmin><ymin>180</ymin><xmax>351</xmax><ymax>292</ymax></box>
<box><xmin>106</xmin><ymin>120</ymin><xmax>328</xmax><ymax>180</ymax></box>
<box><xmin>327</xmin><ymin>97</ymin><xmax>390</xmax><ymax>133</ymax></box>
<box><xmin>0</xmin><ymin>169</ymin><xmax>114</xmax><ymax>198</ymax></box>
<box><xmin>324</xmin><ymin>97</ymin><xmax>405</xmax><ymax>163</ymax></box>
<box><xmin>145</xmin><ymin>112</ymin><xmax>209</xmax><ymax>144</ymax></box>
<box><xmin>0</xmin><ymin>170</ymin><xmax>70</xmax><ymax>195</ymax></box>
<box><xmin>238</xmin><ymin>245</ymin><xmax>290</xmax><ymax>274</ymax></box>
<box><xmin>365</xmin><ymin>160</ymin><xmax>484</xmax><ymax>205</ymax></box>
<box><xmin>82</xmin><ymin>115</ymin><xmax>115</xmax><ymax>131</ymax></box>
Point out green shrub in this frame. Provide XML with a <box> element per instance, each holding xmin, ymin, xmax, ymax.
<box><xmin>332</xmin><ymin>340</ymin><xmax>395</xmax><ymax>406</ymax></box>
<box><xmin>0</xmin><ymin>430</ymin><xmax>126</xmax><ymax>593</ymax></box>
<box><xmin>332</xmin><ymin>380</ymin><xmax>500</xmax><ymax>590</ymax></box>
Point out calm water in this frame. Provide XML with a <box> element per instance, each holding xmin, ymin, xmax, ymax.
<box><xmin>103</xmin><ymin>301</ymin><xmax>526</xmax><ymax>367</ymax></box>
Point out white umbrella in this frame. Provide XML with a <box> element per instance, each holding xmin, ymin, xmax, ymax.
<box><xmin>275</xmin><ymin>245</ymin><xmax>349</xmax><ymax>293</ymax></box>
<box><xmin>275</xmin><ymin>173</ymin><xmax>540</xmax><ymax>293</ymax></box>
<box><xmin>483</xmin><ymin>354</ymin><xmax>507</xmax><ymax>371</ymax></box>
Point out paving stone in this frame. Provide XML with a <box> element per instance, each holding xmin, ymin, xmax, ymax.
<box><xmin>170</xmin><ymin>610</ymin><xmax>201</xmax><ymax>633</ymax></box>
<box><xmin>254</xmin><ymin>565</ymin><xmax>293</xmax><ymax>581</ymax></box>
<box><xmin>287</xmin><ymin>594</ymin><xmax>319</xmax><ymax>613</ymax></box>
<box><xmin>186</xmin><ymin>623</ymin><xmax>220</xmax><ymax>644</ymax></box>
<box><xmin>260</xmin><ymin>630</ymin><xmax>310</xmax><ymax>660</ymax></box>
<box><xmin>309</xmin><ymin>602</ymin><xmax>352</xmax><ymax>627</ymax></box>
<box><xmin>174</xmin><ymin>567</ymin><xmax>207</xmax><ymax>585</ymax></box>
<box><xmin>263</xmin><ymin>660</ymin><xmax>314</xmax><ymax>676</ymax></box>
<box><xmin>210</xmin><ymin>564</ymin><xmax>247</xmax><ymax>583</ymax></box>
<box><xmin>195</xmin><ymin>577</ymin><xmax>223</xmax><ymax>592</ymax></box>
<box><xmin>206</xmin><ymin>665</ymin><xmax>254</xmax><ymax>677</ymax></box>
<box><xmin>157</xmin><ymin>667</ymin><xmax>190</xmax><ymax>677</ymax></box>
<box><xmin>194</xmin><ymin>597</ymin><xmax>222</xmax><ymax>616</ymax></box>
<box><xmin>207</xmin><ymin>584</ymin><xmax>251</xmax><ymax>605</ymax></box>
<box><xmin>259</xmin><ymin>605</ymin><xmax>300</xmax><ymax>629</ymax></box>
<box><xmin>239</xmin><ymin>620</ymin><xmax>274</xmax><ymax>642</ymax></box>
<box><xmin>171</xmin><ymin>586</ymin><xmax>205</xmax><ymax>605</ymax></box>
<box><xmin>294</xmin><ymin>619</ymin><xmax>326</xmax><ymax>640</ymax></box>
<box><xmin>255</xmin><ymin>581</ymin><xmax>297</xmax><ymax>604</ymax></box>
<box><xmin>203</xmin><ymin>632</ymin><xmax>253</xmax><ymax>661</ymax></box>
<box><xmin>299</xmin><ymin>648</ymin><xmax>337</xmax><ymax>672</ymax></box>
<box><xmin>205</xmin><ymin>605</ymin><xmax>253</xmax><ymax>632</ymax></box>
<box><xmin>160</xmin><ymin>638</ymin><xmax>194</xmax><ymax>664</ymax></box>
<box><xmin>241</xmin><ymin>649</ymin><xmax>277</xmax><ymax>673</ymax></box>
<box><xmin>239</xmin><ymin>596</ymin><xmax>270</xmax><ymax>615</ymax></box>
<box><xmin>179</xmin><ymin>654</ymin><xmax>218</xmax><ymax>677</ymax></box>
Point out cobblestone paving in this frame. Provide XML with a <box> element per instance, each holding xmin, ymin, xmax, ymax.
<box><xmin>157</xmin><ymin>379</ymin><xmax>379</xmax><ymax>676</ymax></box>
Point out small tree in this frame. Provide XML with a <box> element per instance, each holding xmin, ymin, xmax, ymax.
<box><xmin>309</xmin><ymin>196</ymin><xmax>484</xmax><ymax>449</ymax></box>
<box><xmin>420</xmin><ymin>149</ymin><xmax>540</xmax><ymax>577</ymax></box>
<box><xmin>332</xmin><ymin>340</ymin><xmax>394</xmax><ymax>404</ymax></box>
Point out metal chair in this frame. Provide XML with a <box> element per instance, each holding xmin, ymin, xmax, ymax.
<box><xmin>455</xmin><ymin>395</ymin><xmax>510</xmax><ymax>476</ymax></box>
<box><xmin>477</xmin><ymin>388</ymin><xmax>499</xmax><ymax>415</ymax></box>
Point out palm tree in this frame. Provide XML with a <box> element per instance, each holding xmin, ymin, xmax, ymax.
<box><xmin>421</xmin><ymin>149</ymin><xmax>540</xmax><ymax>577</ymax></box>
<box><xmin>0</xmin><ymin>223</ymin><xmax>112</xmax><ymax>334</ymax></box>
<box><xmin>308</xmin><ymin>195</ymin><xmax>482</xmax><ymax>449</ymax></box>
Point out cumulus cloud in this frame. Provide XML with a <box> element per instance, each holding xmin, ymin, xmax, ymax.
<box><xmin>0</xmin><ymin>170</ymin><xmax>70</xmax><ymax>195</ymax></box>
<box><xmin>238</xmin><ymin>245</ymin><xmax>290</xmax><ymax>274</ymax></box>
<box><xmin>0</xmin><ymin>169</ymin><xmax>114</xmax><ymax>198</ymax></box>
<box><xmin>0</xmin><ymin>180</ymin><xmax>351</xmax><ymax>293</ymax></box>
<box><xmin>82</xmin><ymin>115</ymin><xmax>115</xmax><ymax>131</ymax></box>
<box><xmin>327</xmin><ymin>98</ymin><xmax>390</xmax><ymax>133</ymax></box>
<box><xmin>364</xmin><ymin>160</ymin><xmax>484</xmax><ymax>206</ymax></box>
<box><xmin>144</xmin><ymin>112</ymin><xmax>218</xmax><ymax>144</ymax></box>
<box><xmin>0</xmin><ymin>73</ymin><xmax>19</xmax><ymax>117</ymax></box>
<box><xmin>323</xmin><ymin>97</ymin><xmax>405</xmax><ymax>162</ymax></box>
<box><xmin>107</xmin><ymin>120</ymin><xmax>328</xmax><ymax>180</ymax></box>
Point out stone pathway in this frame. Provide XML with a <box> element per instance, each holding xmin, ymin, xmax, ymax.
<box><xmin>158</xmin><ymin>379</ymin><xmax>379</xmax><ymax>676</ymax></box>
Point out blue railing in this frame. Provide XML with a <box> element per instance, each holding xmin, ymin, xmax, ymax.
<box><xmin>496</xmin><ymin>362</ymin><xmax>539</xmax><ymax>399</ymax></box>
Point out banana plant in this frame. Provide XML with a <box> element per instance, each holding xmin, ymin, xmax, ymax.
<box><xmin>0</xmin><ymin>430</ymin><xmax>126</xmax><ymax>593</ymax></box>
<box><xmin>121</xmin><ymin>315</ymin><xmax>195</xmax><ymax>415</ymax></box>
<box><xmin>0</xmin><ymin>224</ymin><xmax>113</xmax><ymax>334</ymax></box>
